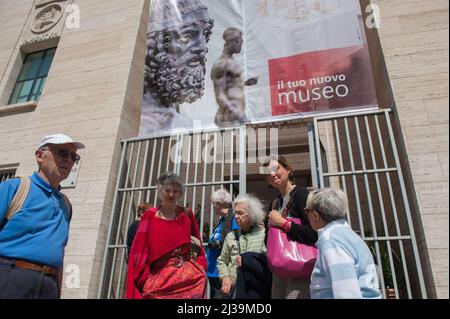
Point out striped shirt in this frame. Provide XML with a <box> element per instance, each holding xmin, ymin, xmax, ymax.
<box><xmin>217</xmin><ymin>226</ymin><xmax>266</xmax><ymax>283</ymax></box>
<box><xmin>310</xmin><ymin>219</ymin><xmax>382</xmax><ymax>299</ymax></box>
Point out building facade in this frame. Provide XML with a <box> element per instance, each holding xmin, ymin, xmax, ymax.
<box><xmin>0</xmin><ymin>0</ymin><xmax>447</xmax><ymax>298</ymax></box>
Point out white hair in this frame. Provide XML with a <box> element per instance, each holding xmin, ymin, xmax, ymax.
<box><xmin>306</xmin><ymin>188</ymin><xmax>348</xmax><ymax>223</ymax></box>
<box><xmin>233</xmin><ymin>194</ymin><xmax>266</xmax><ymax>227</ymax></box>
<box><xmin>211</xmin><ymin>189</ymin><xmax>233</xmax><ymax>208</ymax></box>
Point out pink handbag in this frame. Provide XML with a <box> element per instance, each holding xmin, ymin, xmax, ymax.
<box><xmin>267</xmin><ymin>217</ymin><xmax>317</xmax><ymax>279</ymax></box>
<box><xmin>266</xmin><ymin>189</ymin><xmax>318</xmax><ymax>279</ymax></box>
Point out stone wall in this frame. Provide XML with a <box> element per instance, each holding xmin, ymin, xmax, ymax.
<box><xmin>372</xmin><ymin>0</ymin><xmax>449</xmax><ymax>298</ymax></box>
<box><xmin>0</xmin><ymin>0</ymin><xmax>148</xmax><ymax>298</ymax></box>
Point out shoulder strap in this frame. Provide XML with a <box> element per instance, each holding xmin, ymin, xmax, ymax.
<box><xmin>270</xmin><ymin>197</ymin><xmax>278</xmax><ymax>211</ymax></box>
<box><xmin>62</xmin><ymin>194</ymin><xmax>72</xmax><ymax>222</ymax></box>
<box><xmin>181</xmin><ymin>206</ymin><xmax>194</xmax><ymax>236</ymax></box>
<box><xmin>182</xmin><ymin>206</ymin><xmax>202</xmax><ymax>259</ymax></box>
<box><xmin>281</xmin><ymin>187</ymin><xmax>300</xmax><ymax>218</ymax></box>
<box><xmin>233</xmin><ymin>229</ymin><xmax>241</xmax><ymax>254</ymax></box>
<box><xmin>6</xmin><ymin>177</ymin><xmax>31</xmax><ymax>220</ymax></box>
<box><xmin>220</xmin><ymin>209</ymin><xmax>234</xmax><ymax>245</ymax></box>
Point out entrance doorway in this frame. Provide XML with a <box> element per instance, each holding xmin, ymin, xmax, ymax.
<box><xmin>245</xmin><ymin>121</ymin><xmax>312</xmax><ymax>211</ymax></box>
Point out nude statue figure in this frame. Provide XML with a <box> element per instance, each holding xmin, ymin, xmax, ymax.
<box><xmin>211</xmin><ymin>28</ymin><xmax>257</xmax><ymax>127</ymax></box>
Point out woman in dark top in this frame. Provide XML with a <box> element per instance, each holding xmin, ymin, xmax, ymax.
<box><xmin>262</xmin><ymin>155</ymin><xmax>318</xmax><ymax>299</ymax></box>
<box><xmin>126</xmin><ymin>202</ymin><xmax>151</xmax><ymax>259</ymax></box>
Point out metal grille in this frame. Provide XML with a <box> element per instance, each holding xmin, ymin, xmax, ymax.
<box><xmin>0</xmin><ymin>169</ymin><xmax>16</xmax><ymax>183</ymax></box>
<box><xmin>98</xmin><ymin>127</ymin><xmax>246</xmax><ymax>299</ymax></box>
<box><xmin>310</xmin><ymin>109</ymin><xmax>427</xmax><ymax>299</ymax></box>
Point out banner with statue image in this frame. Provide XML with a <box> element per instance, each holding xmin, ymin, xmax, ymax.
<box><xmin>139</xmin><ymin>0</ymin><xmax>377</xmax><ymax>137</ymax></box>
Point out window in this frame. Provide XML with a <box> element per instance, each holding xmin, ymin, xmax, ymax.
<box><xmin>8</xmin><ymin>48</ymin><xmax>56</xmax><ymax>105</ymax></box>
<box><xmin>0</xmin><ymin>169</ymin><xmax>16</xmax><ymax>183</ymax></box>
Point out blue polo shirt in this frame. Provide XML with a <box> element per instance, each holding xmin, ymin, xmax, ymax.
<box><xmin>0</xmin><ymin>172</ymin><xmax>71</xmax><ymax>268</ymax></box>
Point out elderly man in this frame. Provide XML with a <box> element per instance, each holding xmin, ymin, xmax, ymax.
<box><xmin>140</xmin><ymin>0</ymin><xmax>214</xmax><ymax>134</ymax></box>
<box><xmin>0</xmin><ymin>133</ymin><xmax>84</xmax><ymax>299</ymax></box>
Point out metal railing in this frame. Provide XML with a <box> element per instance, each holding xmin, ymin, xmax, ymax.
<box><xmin>0</xmin><ymin>169</ymin><xmax>16</xmax><ymax>183</ymax></box>
<box><xmin>98</xmin><ymin>127</ymin><xmax>246</xmax><ymax>299</ymax></box>
<box><xmin>311</xmin><ymin>109</ymin><xmax>427</xmax><ymax>299</ymax></box>
<box><xmin>98</xmin><ymin>108</ymin><xmax>429</xmax><ymax>299</ymax></box>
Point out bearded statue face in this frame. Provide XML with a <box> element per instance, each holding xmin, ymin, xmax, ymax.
<box><xmin>144</xmin><ymin>18</ymin><xmax>214</xmax><ymax>108</ymax></box>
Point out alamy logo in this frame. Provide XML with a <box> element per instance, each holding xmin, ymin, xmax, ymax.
<box><xmin>365</xmin><ymin>4</ymin><xmax>381</xmax><ymax>29</ymax></box>
<box><xmin>65</xmin><ymin>4</ymin><xmax>80</xmax><ymax>31</ymax></box>
<box><xmin>65</xmin><ymin>264</ymin><xmax>80</xmax><ymax>289</ymax></box>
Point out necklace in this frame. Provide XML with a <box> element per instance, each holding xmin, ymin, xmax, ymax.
<box><xmin>157</xmin><ymin>206</ymin><xmax>178</xmax><ymax>220</ymax></box>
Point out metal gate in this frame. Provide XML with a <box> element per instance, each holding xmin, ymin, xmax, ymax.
<box><xmin>98</xmin><ymin>127</ymin><xmax>246</xmax><ymax>299</ymax></box>
<box><xmin>309</xmin><ymin>109</ymin><xmax>428</xmax><ymax>299</ymax></box>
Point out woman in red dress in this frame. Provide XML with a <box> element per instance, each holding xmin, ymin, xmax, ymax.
<box><xmin>126</xmin><ymin>172</ymin><xmax>207</xmax><ymax>299</ymax></box>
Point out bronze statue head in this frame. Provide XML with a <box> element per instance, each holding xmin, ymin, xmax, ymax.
<box><xmin>223</xmin><ymin>27</ymin><xmax>243</xmax><ymax>54</ymax></box>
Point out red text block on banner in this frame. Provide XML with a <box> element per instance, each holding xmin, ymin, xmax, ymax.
<box><xmin>268</xmin><ymin>45</ymin><xmax>377</xmax><ymax>116</ymax></box>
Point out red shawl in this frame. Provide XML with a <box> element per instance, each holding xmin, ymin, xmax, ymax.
<box><xmin>125</xmin><ymin>206</ymin><xmax>206</xmax><ymax>299</ymax></box>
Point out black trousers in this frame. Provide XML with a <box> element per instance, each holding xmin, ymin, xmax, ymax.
<box><xmin>0</xmin><ymin>257</ymin><xmax>58</xmax><ymax>299</ymax></box>
<box><xmin>208</xmin><ymin>276</ymin><xmax>221</xmax><ymax>299</ymax></box>
<box><xmin>208</xmin><ymin>276</ymin><xmax>236</xmax><ymax>299</ymax></box>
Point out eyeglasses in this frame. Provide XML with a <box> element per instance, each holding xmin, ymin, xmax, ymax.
<box><xmin>41</xmin><ymin>147</ymin><xmax>81</xmax><ymax>164</ymax></box>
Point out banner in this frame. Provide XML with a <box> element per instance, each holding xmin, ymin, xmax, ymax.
<box><xmin>139</xmin><ymin>0</ymin><xmax>377</xmax><ymax>137</ymax></box>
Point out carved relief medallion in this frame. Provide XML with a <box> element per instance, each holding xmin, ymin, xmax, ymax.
<box><xmin>31</xmin><ymin>3</ymin><xmax>63</xmax><ymax>34</ymax></box>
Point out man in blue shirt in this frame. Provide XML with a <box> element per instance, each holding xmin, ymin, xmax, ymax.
<box><xmin>206</xmin><ymin>189</ymin><xmax>239</xmax><ymax>299</ymax></box>
<box><xmin>0</xmin><ymin>133</ymin><xmax>84</xmax><ymax>299</ymax></box>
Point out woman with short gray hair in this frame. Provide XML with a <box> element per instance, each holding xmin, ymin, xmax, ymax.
<box><xmin>206</xmin><ymin>189</ymin><xmax>239</xmax><ymax>298</ymax></box>
<box><xmin>156</xmin><ymin>172</ymin><xmax>185</xmax><ymax>197</ymax></box>
<box><xmin>126</xmin><ymin>172</ymin><xmax>207</xmax><ymax>299</ymax></box>
<box><xmin>210</xmin><ymin>188</ymin><xmax>233</xmax><ymax>209</ymax></box>
<box><xmin>217</xmin><ymin>194</ymin><xmax>270</xmax><ymax>299</ymax></box>
<box><xmin>306</xmin><ymin>188</ymin><xmax>381</xmax><ymax>299</ymax></box>
<box><xmin>306</xmin><ymin>187</ymin><xmax>349</xmax><ymax>222</ymax></box>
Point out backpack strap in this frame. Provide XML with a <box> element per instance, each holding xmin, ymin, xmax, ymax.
<box><xmin>62</xmin><ymin>194</ymin><xmax>72</xmax><ymax>222</ymax></box>
<box><xmin>270</xmin><ymin>198</ymin><xmax>278</xmax><ymax>211</ymax></box>
<box><xmin>6</xmin><ymin>177</ymin><xmax>31</xmax><ymax>220</ymax></box>
<box><xmin>220</xmin><ymin>209</ymin><xmax>234</xmax><ymax>246</ymax></box>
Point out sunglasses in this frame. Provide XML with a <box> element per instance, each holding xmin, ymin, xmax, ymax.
<box><xmin>261</xmin><ymin>165</ymin><xmax>279</xmax><ymax>175</ymax></box>
<box><xmin>41</xmin><ymin>146</ymin><xmax>81</xmax><ymax>164</ymax></box>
